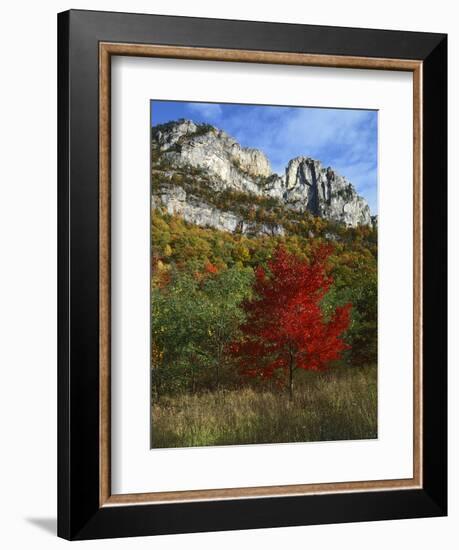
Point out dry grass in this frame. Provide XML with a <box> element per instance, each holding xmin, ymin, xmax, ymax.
<box><xmin>151</xmin><ymin>365</ymin><xmax>377</xmax><ymax>448</ymax></box>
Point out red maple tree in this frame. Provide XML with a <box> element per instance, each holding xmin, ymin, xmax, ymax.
<box><xmin>233</xmin><ymin>245</ymin><xmax>351</xmax><ymax>399</ymax></box>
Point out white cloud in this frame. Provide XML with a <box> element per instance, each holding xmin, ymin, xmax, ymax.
<box><xmin>188</xmin><ymin>102</ymin><xmax>223</xmax><ymax>119</ymax></box>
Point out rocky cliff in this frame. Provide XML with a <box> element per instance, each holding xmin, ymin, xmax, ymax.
<box><xmin>152</xmin><ymin>119</ymin><xmax>372</xmax><ymax>234</ymax></box>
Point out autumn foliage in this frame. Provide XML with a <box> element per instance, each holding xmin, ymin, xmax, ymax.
<box><xmin>233</xmin><ymin>245</ymin><xmax>351</xmax><ymax>398</ymax></box>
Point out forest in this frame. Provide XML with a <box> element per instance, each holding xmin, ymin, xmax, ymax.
<box><xmin>151</xmin><ymin>197</ymin><xmax>378</xmax><ymax>448</ymax></box>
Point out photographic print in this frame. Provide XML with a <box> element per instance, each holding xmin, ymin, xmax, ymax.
<box><xmin>151</xmin><ymin>100</ymin><xmax>378</xmax><ymax>449</ymax></box>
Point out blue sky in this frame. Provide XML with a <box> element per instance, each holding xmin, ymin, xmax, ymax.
<box><xmin>151</xmin><ymin>100</ymin><xmax>378</xmax><ymax>214</ymax></box>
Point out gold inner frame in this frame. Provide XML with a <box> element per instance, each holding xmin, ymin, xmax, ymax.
<box><xmin>99</xmin><ymin>42</ymin><xmax>423</xmax><ymax>507</ymax></box>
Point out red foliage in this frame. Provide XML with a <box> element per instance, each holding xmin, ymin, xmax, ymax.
<box><xmin>204</xmin><ymin>261</ymin><xmax>219</xmax><ymax>274</ymax></box>
<box><xmin>192</xmin><ymin>261</ymin><xmax>219</xmax><ymax>283</ymax></box>
<box><xmin>233</xmin><ymin>245</ymin><xmax>351</xmax><ymax>387</ymax></box>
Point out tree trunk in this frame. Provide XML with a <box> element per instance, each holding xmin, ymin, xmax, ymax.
<box><xmin>190</xmin><ymin>366</ymin><xmax>196</xmax><ymax>394</ymax></box>
<box><xmin>215</xmin><ymin>343</ymin><xmax>223</xmax><ymax>392</ymax></box>
<box><xmin>288</xmin><ymin>353</ymin><xmax>295</xmax><ymax>401</ymax></box>
<box><xmin>152</xmin><ymin>369</ymin><xmax>161</xmax><ymax>400</ymax></box>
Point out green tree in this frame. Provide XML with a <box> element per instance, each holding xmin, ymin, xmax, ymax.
<box><xmin>201</xmin><ymin>266</ymin><xmax>253</xmax><ymax>389</ymax></box>
<box><xmin>323</xmin><ymin>255</ymin><xmax>377</xmax><ymax>367</ymax></box>
<box><xmin>151</xmin><ymin>266</ymin><xmax>253</xmax><ymax>395</ymax></box>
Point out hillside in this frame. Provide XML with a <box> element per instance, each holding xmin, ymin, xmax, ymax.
<box><xmin>150</xmin><ymin>118</ymin><xmax>378</xmax><ymax>448</ymax></box>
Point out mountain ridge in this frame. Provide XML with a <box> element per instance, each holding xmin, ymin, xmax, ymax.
<box><xmin>151</xmin><ymin>119</ymin><xmax>373</xmax><ymax>235</ymax></box>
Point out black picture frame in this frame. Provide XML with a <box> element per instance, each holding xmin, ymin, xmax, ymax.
<box><xmin>58</xmin><ymin>9</ymin><xmax>447</xmax><ymax>540</ymax></box>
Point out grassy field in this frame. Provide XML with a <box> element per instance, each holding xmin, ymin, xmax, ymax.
<box><xmin>151</xmin><ymin>365</ymin><xmax>377</xmax><ymax>448</ymax></box>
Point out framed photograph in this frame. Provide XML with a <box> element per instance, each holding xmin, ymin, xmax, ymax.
<box><xmin>58</xmin><ymin>9</ymin><xmax>447</xmax><ymax>540</ymax></box>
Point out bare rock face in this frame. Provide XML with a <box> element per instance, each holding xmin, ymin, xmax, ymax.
<box><xmin>152</xmin><ymin>119</ymin><xmax>373</xmax><ymax>232</ymax></box>
<box><xmin>153</xmin><ymin>120</ymin><xmax>270</xmax><ymax>196</ymax></box>
<box><xmin>230</xmin><ymin>144</ymin><xmax>271</xmax><ymax>179</ymax></box>
<box><xmin>152</xmin><ymin>184</ymin><xmax>241</xmax><ymax>233</ymax></box>
<box><xmin>282</xmin><ymin>157</ymin><xmax>372</xmax><ymax>226</ymax></box>
<box><xmin>152</xmin><ymin>183</ymin><xmax>285</xmax><ymax>236</ymax></box>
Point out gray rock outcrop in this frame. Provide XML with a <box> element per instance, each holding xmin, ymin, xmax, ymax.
<box><xmin>152</xmin><ymin>119</ymin><xmax>373</xmax><ymax>233</ymax></box>
<box><xmin>152</xmin><ymin>184</ymin><xmax>285</xmax><ymax>237</ymax></box>
<box><xmin>281</xmin><ymin>157</ymin><xmax>372</xmax><ymax>226</ymax></box>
